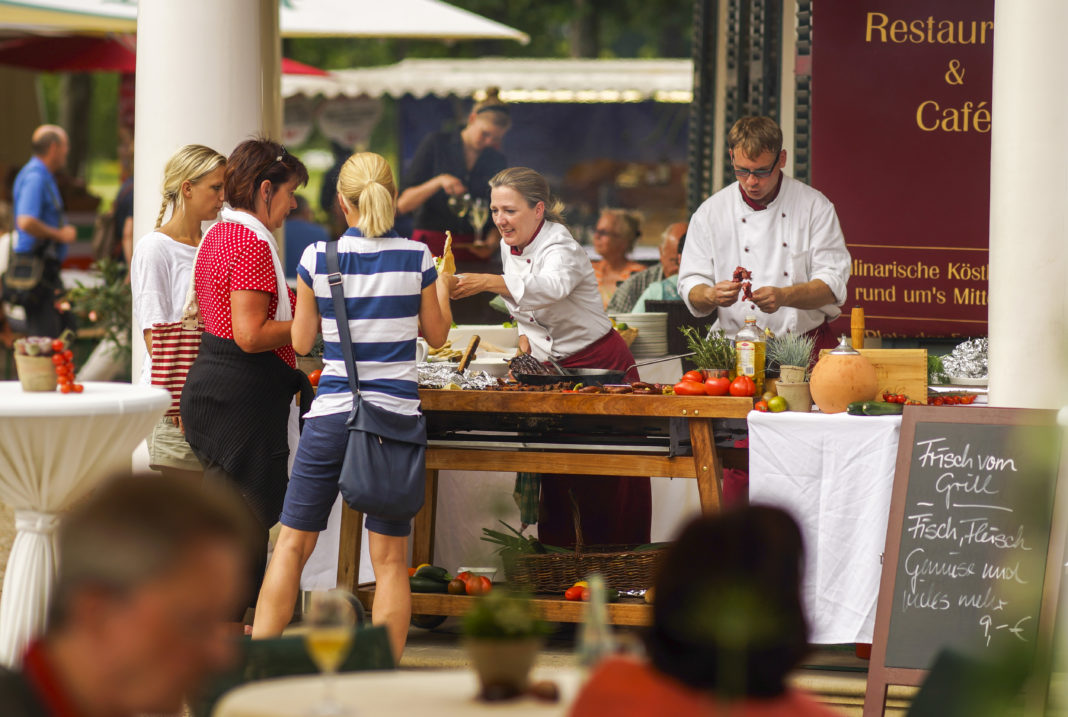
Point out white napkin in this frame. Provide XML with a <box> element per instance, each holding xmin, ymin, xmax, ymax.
<box><xmin>218</xmin><ymin>208</ymin><xmax>292</xmax><ymax>321</ymax></box>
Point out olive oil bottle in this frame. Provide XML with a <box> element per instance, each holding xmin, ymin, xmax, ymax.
<box><xmin>734</xmin><ymin>315</ymin><xmax>766</xmax><ymax>395</ymax></box>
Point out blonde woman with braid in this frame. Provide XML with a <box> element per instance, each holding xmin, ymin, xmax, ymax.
<box><xmin>130</xmin><ymin>144</ymin><xmax>225</xmax><ymax>480</ymax></box>
<box><xmin>253</xmin><ymin>152</ymin><xmax>452</xmax><ymax>660</ymax></box>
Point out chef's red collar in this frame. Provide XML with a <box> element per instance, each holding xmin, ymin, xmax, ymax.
<box><xmin>23</xmin><ymin>639</ymin><xmax>86</xmax><ymax>717</ymax></box>
<box><xmin>510</xmin><ymin>219</ymin><xmax>546</xmax><ymax>256</ymax></box>
<box><xmin>738</xmin><ymin>170</ymin><xmax>783</xmax><ymax>210</ymax></box>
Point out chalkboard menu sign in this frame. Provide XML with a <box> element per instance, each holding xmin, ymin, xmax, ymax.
<box><xmin>864</xmin><ymin>407</ymin><xmax>1067</xmax><ymax>716</ymax></box>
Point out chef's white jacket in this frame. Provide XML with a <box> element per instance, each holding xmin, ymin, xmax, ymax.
<box><xmin>500</xmin><ymin>220</ymin><xmax>612</xmax><ymax>362</ymax></box>
<box><xmin>678</xmin><ymin>173</ymin><xmax>851</xmax><ymax>336</ymax></box>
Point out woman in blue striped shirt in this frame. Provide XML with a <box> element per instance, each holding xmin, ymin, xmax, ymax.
<box><xmin>252</xmin><ymin>152</ymin><xmax>452</xmax><ymax>659</ymax></box>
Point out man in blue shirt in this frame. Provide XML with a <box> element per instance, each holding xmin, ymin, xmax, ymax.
<box><xmin>12</xmin><ymin>125</ymin><xmax>78</xmax><ymax>336</ymax></box>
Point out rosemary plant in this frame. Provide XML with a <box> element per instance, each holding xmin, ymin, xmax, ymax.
<box><xmin>680</xmin><ymin>325</ymin><xmax>735</xmax><ymax>370</ymax></box>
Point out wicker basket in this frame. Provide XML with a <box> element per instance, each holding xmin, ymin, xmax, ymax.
<box><xmin>502</xmin><ymin>545</ymin><xmax>664</xmax><ymax>593</ymax></box>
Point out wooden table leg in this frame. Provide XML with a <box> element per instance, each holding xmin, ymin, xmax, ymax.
<box><xmin>689</xmin><ymin>417</ymin><xmax>722</xmax><ymax>514</ymax></box>
<box><xmin>411</xmin><ymin>468</ymin><xmax>438</xmax><ymax>568</ymax></box>
<box><xmin>337</xmin><ymin>504</ymin><xmax>364</xmax><ymax>594</ymax></box>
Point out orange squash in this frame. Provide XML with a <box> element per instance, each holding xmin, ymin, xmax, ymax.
<box><xmin>809</xmin><ymin>336</ymin><xmax>878</xmax><ymax>413</ymax></box>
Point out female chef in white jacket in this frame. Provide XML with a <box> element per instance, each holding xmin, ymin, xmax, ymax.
<box><xmin>452</xmin><ymin>166</ymin><xmax>650</xmax><ymax>547</ymax></box>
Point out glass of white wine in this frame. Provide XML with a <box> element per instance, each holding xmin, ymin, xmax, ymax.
<box><xmin>304</xmin><ymin>589</ymin><xmax>357</xmax><ymax>716</ymax></box>
<box><xmin>468</xmin><ymin>198</ymin><xmax>489</xmax><ymax>246</ymax></box>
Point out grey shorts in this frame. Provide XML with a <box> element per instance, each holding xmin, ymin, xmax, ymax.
<box><xmin>147</xmin><ymin>416</ymin><xmax>204</xmax><ymax>472</ymax></box>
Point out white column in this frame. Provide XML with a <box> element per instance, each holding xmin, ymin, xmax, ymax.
<box><xmin>988</xmin><ymin>0</ymin><xmax>1068</xmax><ymax>409</ymax></box>
<box><xmin>131</xmin><ymin>0</ymin><xmax>280</xmax><ymax>382</ymax></box>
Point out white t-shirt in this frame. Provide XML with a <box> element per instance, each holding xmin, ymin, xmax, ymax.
<box><xmin>130</xmin><ymin>231</ymin><xmax>198</xmax><ymax>385</ymax></box>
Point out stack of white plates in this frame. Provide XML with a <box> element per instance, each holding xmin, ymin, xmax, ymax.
<box><xmin>611</xmin><ymin>312</ymin><xmax>668</xmax><ymax>358</ymax></box>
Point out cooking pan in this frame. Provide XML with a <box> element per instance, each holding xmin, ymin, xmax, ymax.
<box><xmin>513</xmin><ymin>352</ymin><xmax>694</xmax><ymax>387</ymax></box>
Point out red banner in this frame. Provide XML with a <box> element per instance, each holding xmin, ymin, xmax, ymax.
<box><xmin>811</xmin><ymin>1</ymin><xmax>993</xmax><ymax>338</ymax></box>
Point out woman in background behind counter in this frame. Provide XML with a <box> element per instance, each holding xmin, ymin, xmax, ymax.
<box><xmin>397</xmin><ymin>88</ymin><xmax>511</xmax><ymax>325</ymax></box>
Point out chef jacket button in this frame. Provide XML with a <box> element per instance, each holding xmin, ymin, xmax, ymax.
<box><xmin>741</xmin><ymin>218</ymin><xmax>746</xmax><ymax>223</ymax></box>
<box><xmin>784</xmin><ymin>271</ymin><xmax>788</xmax><ymax>276</ymax></box>
<box><xmin>782</xmin><ymin>242</ymin><xmax>787</xmax><ymax>247</ymax></box>
<box><xmin>744</xmin><ymin>247</ymin><xmax>749</xmax><ymax>252</ymax></box>
<box><xmin>526</xmin><ymin>259</ymin><xmax>531</xmax><ymax>264</ymax></box>
<box><xmin>782</xmin><ymin>213</ymin><xmax>786</xmax><ymax>218</ymax></box>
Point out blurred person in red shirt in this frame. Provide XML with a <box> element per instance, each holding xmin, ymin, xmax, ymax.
<box><xmin>0</xmin><ymin>474</ymin><xmax>257</xmax><ymax>717</ymax></box>
<box><xmin>571</xmin><ymin>506</ymin><xmax>842</xmax><ymax>717</ymax></box>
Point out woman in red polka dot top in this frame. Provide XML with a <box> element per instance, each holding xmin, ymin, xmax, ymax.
<box><xmin>180</xmin><ymin>138</ymin><xmax>310</xmax><ymax>612</ymax></box>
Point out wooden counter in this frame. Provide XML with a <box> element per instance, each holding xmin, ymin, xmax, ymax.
<box><xmin>338</xmin><ymin>389</ymin><xmax>752</xmax><ymax>623</ymax></box>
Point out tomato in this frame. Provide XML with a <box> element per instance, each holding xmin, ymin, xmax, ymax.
<box><xmin>72</xmin><ymin>384</ymin><xmax>84</xmax><ymax>393</ymax></box>
<box><xmin>962</xmin><ymin>394</ymin><xmax>977</xmax><ymax>404</ymax></box>
<box><xmin>51</xmin><ymin>339</ymin><xmax>65</xmax><ymax>353</ymax></box>
<box><xmin>682</xmin><ymin>370</ymin><xmax>704</xmax><ymax>384</ymax></box>
<box><xmin>704</xmin><ymin>377</ymin><xmax>730</xmax><ymax>396</ymax></box>
<box><xmin>447</xmin><ymin>578</ymin><xmax>467</xmax><ymax>595</ymax></box>
<box><xmin>408</xmin><ymin>567</ymin><xmax>418</xmax><ymax>577</ymax></box>
<box><xmin>754</xmin><ymin>400</ymin><xmax>769</xmax><ymax>412</ymax></box>
<box><xmin>767</xmin><ymin>396</ymin><xmax>788</xmax><ymax>412</ymax></box>
<box><xmin>729</xmin><ymin>375</ymin><xmax>755</xmax><ymax>397</ymax></box>
<box><xmin>60</xmin><ymin>383</ymin><xmax>73</xmax><ymax>394</ymax></box>
<box><xmin>580</xmin><ymin>588</ymin><xmax>591</xmax><ymax>602</ymax></box>
<box><xmin>466</xmin><ymin>576</ymin><xmax>492</xmax><ymax>595</ymax></box>
<box><xmin>932</xmin><ymin>397</ymin><xmax>944</xmax><ymax>406</ymax></box>
<box><xmin>51</xmin><ymin>353</ymin><xmax>65</xmax><ymax>366</ymax></box>
<box><xmin>455</xmin><ymin>571</ymin><xmax>471</xmax><ymax>583</ymax></box>
<box><xmin>564</xmin><ymin>586</ymin><xmax>584</xmax><ymax>601</ymax></box>
<box><xmin>673</xmin><ymin>380</ymin><xmax>707</xmax><ymax>396</ymax></box>
<box><xmin>307</xmin><ymin>369</ymin><xmax>322</xmax><ymax>387</ymax></box>
<box><xmin>63</xmin><ymin>349</ymin><xmax>74</xmax><ymax>362</ymax></box>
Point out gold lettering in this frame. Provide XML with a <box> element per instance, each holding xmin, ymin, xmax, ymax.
<box><xmin>947</xmin><ymin>262</ymin><xmax>989</xmax><ymax>281</ymax></box>
<box><xmin>855</xmin><ymin>285</ymin><xmax>897</xmax><ymax>303</ymax></box>
<box><xmin>851</xmin><ymin>259</ymin><xmax>941</xmax><ymax>280</ymax></box>
<box><xmin>866</xmin><ymin>12</ymin><xmax>889</xmax><ymax>42</ymax></box>
<box><xmin>954</xmin><ymin>287</ymin><xmax>988</xmax><ymax>305</ymax></box>
<box><xmin>916</xmin><ymin>100</ymin><xmax>991</xmax><ymax>133</ymax></box>
<box><xmin>917</xmin><ymin>101</ymin><xmax>940</xmax><ymax>131</ymax></box>
<box><xmin>865</xmin><ymin>14</ymin><xmax>994</xmax><ymax>45</ymax></box>
<box><xmin>904</xmin><ymin>287</ymin><xmax>947</xmax><ymax>304</ymax></box>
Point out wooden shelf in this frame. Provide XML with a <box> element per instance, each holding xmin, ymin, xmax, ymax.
<box><xmin>418</xmin><ymin>389</ymin><xmax>752</xmax><ymax>418</ymax></box>
<box><xmin>356</xmin><ymin>584</ymin><xmax>652</xmax><ymax>626</ymax></box>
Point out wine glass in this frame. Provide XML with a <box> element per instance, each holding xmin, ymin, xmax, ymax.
<box><xmin>448</xmin><ymin>192</ymin><xmax>472</xmax><ymax>219</ymax></box>
<box><xmin>468</xmin><ymin>198</ymin><xmax>489</xmax><ymax>246</ymax></box>
<box><xmin>303</xmin><ymin>589</ymin><xmax>357</xmax><ymax>716</ymax></box>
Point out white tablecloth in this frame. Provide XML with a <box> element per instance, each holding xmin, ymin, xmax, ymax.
<box><xmin>0</xmin><ymin>381</ymin><xmax>170</xmax><ymax>666</ymax></box>
<box><xmin>747</xmin><ymin>410</ymin><xmax>902</xmax><ymax>645</ymax></box>
<box><xmin>213</xmin><ymin>667</ymin><xmax>583</xmax><ymax>717</ymax></box>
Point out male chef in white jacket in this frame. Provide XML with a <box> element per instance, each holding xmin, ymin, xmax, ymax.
<box><xmin>678</xmin><ymin>116</ymin><xmax>850</xmax><ymax>350</ymax></box>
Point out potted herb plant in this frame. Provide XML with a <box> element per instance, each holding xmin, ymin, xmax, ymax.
<box><xmin>679</xmin><ymin>325</ymin><xmax>735</xmax><ymax>379</ymax></box>
<box><xmin>766</xmin><ymin>331</ymin><xmax>816</xmax><ymax>411</ymax></box>
<box><xmin>462</xmin><ymin>590</ymin><xmax>550</xmax><ymax>699</ymax></box>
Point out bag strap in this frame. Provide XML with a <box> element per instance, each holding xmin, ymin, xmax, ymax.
<box><xmin>325</xmin><ymin>240</ymin><xmax>360</xmax><ymax>398</ymax></box>
<box><xmin>180</xmin><ymin>239</ymin><xmax>205</xmax><ymax>330</ymax></box>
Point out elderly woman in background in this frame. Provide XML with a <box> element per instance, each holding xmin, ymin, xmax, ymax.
<box><xmin>571</xmin><ymin>506</ymin><xmax>839</xmax><ymax>717</ymax></box>
<box><xmin>180</xmin><ymin>138</ymin><xmax>310</xmax><ymax>613</ymax></box>
<box><xmin>452</xmin><ymin>167</ymin><xmax>650</xmax><ymax>548</ymax></box>
<box><xmin>591</xmin><ymin>208</ymin><xmax>647</xmax><ymax>308</ymax></box>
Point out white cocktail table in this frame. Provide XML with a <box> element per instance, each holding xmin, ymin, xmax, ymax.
<box><xmin>0</xmin><ymin>381</ymin><xmax>169</xmax><ymax>666</ymax></box>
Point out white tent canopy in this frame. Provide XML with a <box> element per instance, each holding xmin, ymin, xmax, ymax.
<box><xmin>283</xmin><ymin>57</ymin><xmax>694</xmax><ymax>103</ymax></box>
<box><xmin>0</xmin><ymin>0</ymin><xmax>528</xmax><ymax>42</ymax></box>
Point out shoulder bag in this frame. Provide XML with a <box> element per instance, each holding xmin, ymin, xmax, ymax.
<box><xmin>326</xmin><ymin>240</ymin><xmax>427</xmax><ymax>521</ymax></box>
<box><xmin>150</xmin><ymin>243</ymin><xmax>203</xmax><ymax>417</ymax></box>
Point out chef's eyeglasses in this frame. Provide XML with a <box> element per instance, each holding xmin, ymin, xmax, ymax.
<box><xmin>730</xmin><ymin>150</ymin><xmax>779</xmax><ymax>179</ymax></box>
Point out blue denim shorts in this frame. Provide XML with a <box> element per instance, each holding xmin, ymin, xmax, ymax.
<box><xmin>283</xmin><ymin>411</ymin><xmax>412</xmax><ymax>537</ymax></box>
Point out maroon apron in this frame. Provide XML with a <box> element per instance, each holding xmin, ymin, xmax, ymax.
<box><xmin>537</xmin><ymin>329</ymin><xmax>651</xmax><ymax>549</ymax></box>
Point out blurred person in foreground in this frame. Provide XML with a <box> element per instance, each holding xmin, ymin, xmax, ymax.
<box><xmin>10</xmin><ymin>125</ymin><xmax>79</xmax><ymax>336</ymax></box>
<box><xmin>590</xmin><ymin>208</ymin><xmax>646</xmax><ymax>309</ymax></box>
<box><xmin>606</xmin><ymin>221</ymin><xmax>686</xmax><ymax>314</ymax></box>
<box><xmin>571</xmin><ymin>506</ymin><xmax>841</xmax><ymax>717</ymax></box>
<box><xmin>283</xmin><ymin>194</ymin><xmax>329</xmax><ymax>279</ymax></box>
<box><xmin>0</xmin><ymin>473</ymin><xmax>257</xmax><ymax>717</ymax></box>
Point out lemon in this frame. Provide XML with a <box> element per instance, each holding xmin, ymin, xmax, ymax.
<box><xmin>573</xmin><ymin>580</ymin><xmax>589</xmax><ymax>588</ymax></box>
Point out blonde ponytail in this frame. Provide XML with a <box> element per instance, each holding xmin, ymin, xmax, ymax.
<box><xmin>155</xmin><ymin>195</ymin><xmax>171</xmax><ymax>229</ymax></box>
<box><xmin>337</xmin><ymin>152</ymin><xmax>397</xmax><ymax>238</ymax></box>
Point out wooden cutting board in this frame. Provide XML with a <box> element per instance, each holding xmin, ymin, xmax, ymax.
<box><xmin>817</xmin><ymin>348</ymin><xmax>927</xmax><ymax>401</ymax></box>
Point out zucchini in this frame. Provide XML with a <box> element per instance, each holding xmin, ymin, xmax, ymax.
<box><xmin>846</xmin><ymin>400</ymin><xmax>904</xmax><ymax>416</ymax></box>
<box><xmin>409</xmin><ymin>576</ymin><xmax>448</xmax><ymax>593</ymax></box>
<box><xmin>414</xmin><ymin>565</ymin><xmax>450</xmax><ymax>582</ymax></box>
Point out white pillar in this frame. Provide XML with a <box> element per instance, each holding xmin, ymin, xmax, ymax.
<box><xmin>131</xmin><ymin>0</ymin><xmax>281</xmax><ymax>382</ymax></box>
<box><xmin>987</xmin><ymin>0</ymin><xmax>1068</xmax><ymax>408</ymax></box>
